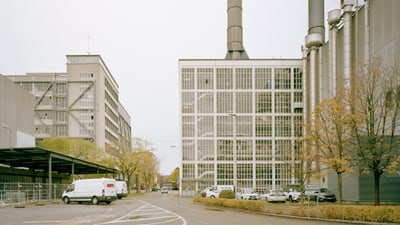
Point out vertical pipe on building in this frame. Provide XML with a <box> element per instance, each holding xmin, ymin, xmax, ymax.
<box><xmin>364</xmin><ymin>0</ymin><xmax>370</xmax><ymax>63</ymax></box>
<box><xmin>328</xmin><ymin>9</ymin><xmax>342</xmax><ymax>97</ymax></box>
<box><xmin>342</xmin><ymin>0</ymin><xmax>354</xmax><ymax>90</ymax></box>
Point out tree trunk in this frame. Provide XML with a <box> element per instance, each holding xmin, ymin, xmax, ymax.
<box><xmin>374</xmin><ymin>170</ymin><xmax>381</xmax><ymax>206</ymax></box>
<box><xmin>337</xmin><ymin>172</ymin><xmax>342</xmax><ymax>204</ymax></box>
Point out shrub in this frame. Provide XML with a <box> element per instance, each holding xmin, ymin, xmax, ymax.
<box><xmin>219</xmin><ymin>190</ymin><xmax>235</xmax><ymax>199</ymax></box>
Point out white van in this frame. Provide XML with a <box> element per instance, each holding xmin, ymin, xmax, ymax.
<box><xmin>115</xmin><ymin>181</ymin><xmax>128</xmax><ymax>199</ymax></box>
<box><xmin>62</xmin><ymin>178</ymin><xmax>117</xmax><ymax>205</ymax></box>
<box><xmin>206</xmin><ymin>185</ymin><xmax>235</xmax><ymax>198</ymax></box>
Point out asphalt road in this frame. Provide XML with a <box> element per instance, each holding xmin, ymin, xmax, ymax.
<box><xmin>0</xmin><ymin>191</ymin><xmax>354</xmax><ymax>225</ymax></box>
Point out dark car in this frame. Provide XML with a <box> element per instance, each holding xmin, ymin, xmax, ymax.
<box><xmin>306</xmin><ymin>188</ymin><xmax>336</xmax><ymax>202</ymax></box>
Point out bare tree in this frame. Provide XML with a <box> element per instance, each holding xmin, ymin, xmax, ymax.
<box><xmin>350</xmin><ymin>58</ymin><xmax>400</xmax><ymax>205</ymax></box>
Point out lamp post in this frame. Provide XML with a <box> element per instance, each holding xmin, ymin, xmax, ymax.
<box><xmin>170</xmin><ymin>145</ymin><xmax>182</xmax><ymax>196</ymax></box>
<box><xmin>2</xmin><ymin>124</ymin><xmax>12</xmax><ymax>149</ymax></box>
<box><xmin>229</xmin><ymin>113</ymin><xmax>237</xmax><ymax>188</ymax></box>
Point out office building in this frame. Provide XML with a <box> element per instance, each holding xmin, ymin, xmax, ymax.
<box><xmin>6</xmin><ymin>55</ymin><xmax>131</xmax><ymax>151</ymax></box>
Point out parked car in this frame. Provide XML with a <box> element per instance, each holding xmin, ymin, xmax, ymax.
<box><xmin>285</xmin><ymin>188</ymin><xmax>301</xmax><ymax>202</ymax></box>
<box><xmin>265</xmin><ymin>189</ymin><xmax>286</xmax><ymax>203</ymax></box>
<box><xmin>205</xmin><ymin>185</ymin><xmax>235</xmax><ymax>198</ymax></box>
<box><xmin>305</xmin><ymin>188</ymin><xmax>336</xmax><ymax>202</ymax></box>
<box><xmin>235</xmin><ymin>188</ymin><xmax>259</xmax><ymax>200</ymax></box>
<box><xmin>161</xmin><ymin>187</ymin><xmax>169</xmax><ymax>194</ymax></box>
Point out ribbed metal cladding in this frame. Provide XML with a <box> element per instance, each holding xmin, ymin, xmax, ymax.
<box><xmin>225</xmin><ymin>0</ymin><xmax>249</xmax><ymax>60</ymax></box>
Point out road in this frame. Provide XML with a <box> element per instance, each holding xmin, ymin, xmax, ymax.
<box><xmin>0</xmin><ymin>191</ymin><xmax>352</xmax><ymax>225</ymax></box>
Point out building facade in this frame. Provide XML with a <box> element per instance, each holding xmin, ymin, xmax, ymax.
<box><xmin>304</xmin><ymin>0</ymin><xmax>400</xmax><ymax>202</ymax></box>
<box><xmin>0</xmin><ymin>75</ymin><xmax>35</xmax><ymax>149</ymax></box>
<box><xmin>6</xmin><ymin>55</ymin><xmax>131</xmax><ymax>151</ymax></box>
<box><xmin>179</xmin><ymin>59</ymin><xmax>303</xmax><ymax>195</ymax></box>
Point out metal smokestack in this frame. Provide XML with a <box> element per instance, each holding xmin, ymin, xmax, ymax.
<box><xmin>225</xmin><ymin>0</ymin><xmax>249</xmax><ymax>60</ymax></box>
<box><xmin>308</xmin><ymin>0</ymin><xmax>325</xmax><ymax>41</ymax></box>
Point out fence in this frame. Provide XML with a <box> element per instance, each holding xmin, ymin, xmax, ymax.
<box><xmin>0</xmin><ymin>182</ymin><xmax>67</xmax><ymax>207</ymax></box>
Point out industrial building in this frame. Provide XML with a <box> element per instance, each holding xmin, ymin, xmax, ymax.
<box><xmin>179</xmin><ymin>0</ymin><xmax>304</xmax><ymax>196</ymax></box>
<box><xmin>179</xmin><ymin>0</ymin><xmax>400</xmax><ymax>201</ymax></box>
<box><xmin>5</xmin><ymin>55</ymin><xmax>132</xmax><ymax>151</ymax></box>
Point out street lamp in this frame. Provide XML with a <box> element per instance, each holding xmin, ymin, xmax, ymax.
<box><xmin>170</xmin><ymin>145</ymin><xmax>182</xmax><ymax>196</ymax></box>
<box><xmin>2</xmin><ymin>124</ymin><xmax>12</xmax><ymax>149</ymax></box>
<box><xmin>229</xmin><ymin>113</ymin><xmax>237</xmax><ymax>188</ymax></box>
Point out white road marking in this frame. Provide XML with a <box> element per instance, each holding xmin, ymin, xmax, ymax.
<box><xmin>96</xmin><ymin>200</ymin><xmax>187</xmax><ymax>225</ymax></box>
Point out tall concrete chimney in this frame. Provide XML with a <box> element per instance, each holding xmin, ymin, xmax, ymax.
<box><xmin>225</xmin><ymin>0</ymin><xmax>249</xmax><ymax>60</ymax></box>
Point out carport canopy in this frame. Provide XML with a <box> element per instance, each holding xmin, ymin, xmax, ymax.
<box><xmin>0</xmin><ymin>147</ymin><xmax>118</xmax><ymax>175</ymax></box>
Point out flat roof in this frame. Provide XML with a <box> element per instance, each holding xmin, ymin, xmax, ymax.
<box><xmin>0</xmin><ymin>147</ymin><xmax>117</xmax><ymax>175</ymax></box>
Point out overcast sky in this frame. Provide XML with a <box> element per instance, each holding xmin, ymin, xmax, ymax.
<box><xmin>0</xmin><ymin>0</ymin><xmax>340</xmax><ymax>175</ymax></box>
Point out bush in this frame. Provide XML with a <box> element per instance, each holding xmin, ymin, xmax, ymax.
<box><xmin>219</xmin><ymin>190</ymin><xmax>235</xmax><ymax>199</ymax></box>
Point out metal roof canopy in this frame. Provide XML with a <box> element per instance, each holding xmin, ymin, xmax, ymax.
<box><xmin>0</xmin><ymin>147</ymin><xmax>117</xmax><ymax>175</ymax></box>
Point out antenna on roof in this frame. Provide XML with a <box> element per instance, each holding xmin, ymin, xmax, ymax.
<box><xmin>87</xmin><ymin>35</ymin><xmax>91</xmax><ymax>55</ymax></box>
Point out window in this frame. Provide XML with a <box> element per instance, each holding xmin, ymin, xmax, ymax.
<box><xmin>275</xmin><ymin>68</ymin><xmax>291</xmax><ymax>89</ymax></box>
<box><xmin>255</xmin><ymin>68</ymin><xmax>272</xmax><ymax>89</ymax></box>
<box><xmin>293</xmin><ymin>68</ymin><xmax>302</xmax><ymax>89</ymax></box>
<box><xmin>255</xmin><ymin>116</ymin><xmax>272</xmax><ymax>137</ymax></box>
<box><xmin>181</xmin><ymin>68</ymin><xmax>195</xmax><ymax>90</ymax></box>
<box><xmin>197</xmin><ymin>92</ymin><xmax>214</xmax><ymax>113</ymax></box>
<box><xmin>275</xmin><ymin>92</ymin><xmax>291</xmax><ymax>113</ymax></box>
<box><xmin>216</xmin><ymin>68</ymin><xmax>233</xmax><ymax>89</ymax></box>
<box><xmin>182</xmin><ymin>116</ymin><xmax>195</xmax><ymax>137</ymax></box>
<box><xmin>197</xmin><ymin>68</ymin><xmax>213</xmax><ymax>89</ymax></box>
<box><xmin>236</xmin><ymin>68</ymin><xmax>252</xmax><ymax>89</ymax></box>
<box><xmin>275</xmin><ymin>116</ymin><xmax>291</xmax><ymax>137</ymax></box>
<box><xmin>217</xmin><ymin>92</ymin><xmax>233</xmax><ymax>113</ymax></box>
<box><xmin>275</xmin><ymin>140</ymin><xmax>291</xmax><ymax>161</ymax></box>
<box><xmin>255</xmin><ymin>140</ymin><xmax>272</xmax><ymax>161</ymax></box>
<box><xmin>256</xmin><ymin>92</ymin><xmax>272</xmax><ymax>113</ymax></box>
<box><xmin>182</xmin><ymin>140</ymin><xmax>195</xmax><ymax>161</ymax></box>
<box><xmin>237</xmin><ymin>140</ymin><xmax>252</xmax><ymax>161</ymax></box>
<box><xmin>197</xmin><ymin>116</ymin><xmax>214</xmax><ymax>137</ymax></box>
<box><xmin>182</xmin><ymin>92</ymin><xmax>195</xmax><ymax>113</ymax></box>
<box><xmin>236</xmin><ymin>92</ymin><xmax>252</xmax><ymax>113</ymax></box>
<box><xmin>197</xmin><ymin>140</ymin><xmax>214</xmax><ymax>161</ymax></box>
<box><xmin>217</xmin><ymin>140</ymin><xmax>233</xmax><ymax>160</ymax></box>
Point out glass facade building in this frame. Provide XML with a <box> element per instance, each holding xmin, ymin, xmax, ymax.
<box><xmin>179</xmin><ymin>59</ymin><xmax>303</xmax><ymax>195</ymax></box>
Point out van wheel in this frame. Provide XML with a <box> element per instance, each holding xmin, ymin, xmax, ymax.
<box><xmin>63</xmin><ymin>197</ymin><xmax>70</xmax><ymax>204</ymax></box>
<box><xmin>106</xmin><ymin>201</ymin><xmax>111</xmax><ymax>204</ymax></box>
<box><xmin>92</xmin><ymin>197</ymin><xmax>99</xmax><ymax>205</ymax></box>
<box><xmin>210</xmin><ymin>195</ymin><xmax>215</xmax><ymax>198</ymax></box>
